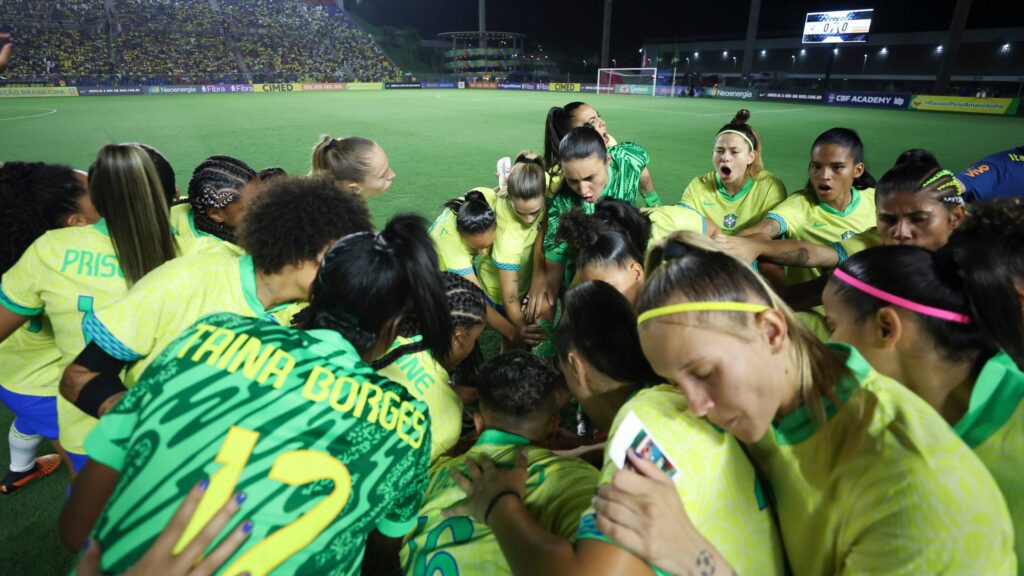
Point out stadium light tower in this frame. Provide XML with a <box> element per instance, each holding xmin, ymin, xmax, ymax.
<box><xmin>740</xmin><ymin>0</ymin><xmax>762</xmax><ymax>75</ymax></box>
<box><xmin>601</xmin><ymin>0</ymin><xmax>612</xmax><ymax>68</ymax></box>
<box><xmin>479</xmin><ymin>0</ymin><xmax>486</xmax><ymax>50</ymax></box>
<box><xmin>935</xmin><ymin>0</ymin><xmax>973</xmax><ymax>93</ymax></box>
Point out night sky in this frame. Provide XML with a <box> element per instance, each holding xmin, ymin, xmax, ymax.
<box><xmin>354</xmin><ymin>0</ymin><xmax>1022</xmax><ymax>57</ymax></box>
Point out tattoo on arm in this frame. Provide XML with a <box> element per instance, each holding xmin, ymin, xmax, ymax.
<box><xmin>697</xmin><ymin>550</ymin><xmax>716</xmax><ymax>576</ymax></box>
<box><xmin>774</xmin><ymin>247</ymin><xmax>810</xmax><ymax>266</ymax></box>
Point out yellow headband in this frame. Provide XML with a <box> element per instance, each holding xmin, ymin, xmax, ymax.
<box><xmin>637</xmin><ymin>302</ymin><xmax>771</xmax><ymax>326</ymax></box>
<box><xmin>716</xmin><ymin>129</ymin><xmax>756</xmax><ymax>151</ymax></box>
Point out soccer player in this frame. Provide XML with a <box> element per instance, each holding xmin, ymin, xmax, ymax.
<box><xmin>400</xmin><ymin>351</ymin><xmax>599</xmax><ymax>575</ymax></box>
<box><xmin>430</xmin><ymin>189</ymin><xmax>541</xmax><ymax>349</ymax></box>
<box><xmin>681</xmin><ymin>109</ymin><xmax>786</xmax><ymax>235</ymax></box>
<box><xmin>823</xmin><ymin>244</ymin><xmax>1024</xmax><ymax>564</ymax></box>
<box><xmin>0</xmin><ymin>144</ymin><xmax>178</xmax><ymax>476</ymax></box>
<box><xmin>60</xmin><ymin>176</ymin><xmax>374</xmax><ymax>418</ymax></box>
<box><xmin>556</xmin><ymin>199</ymin><xmax>651</xmax><ymax>305</ymax></box>
<box><xmin>591</xmin><ymin>233</ymin><xmax>1014</xmax><ymax>574</ymax></box>
<box><xmin>375</xmin><ymin>273</ymin><xmax>488</xmax><ymax>462</ymax></box>
<box><xmin>716</xmin><ymin>150</ymin><xmax>966</xmax><ymax>278</ymax></box>
<box><xmin>543</xmin><ymin>102</ymin><xmax>624</xmax><ymax>198</ymax></box>
<box><xmin>169</xmin><ymin>156</ymin><xmax>259</xmax><ymax>257</ymax></box>
<box><xmin>956</xmin><ymin>145</ymin><xmax>1024</xmax><ymax>202</ymax></box>
<box><xmin>311</xmin><ymin>134</ymin><xmax>395</xmax><ymax>198</ymax></box>
<box><xmin>59</xmin><ymin>214</ymin><xmax>452</xmax><ymax>576</ymax></box>
<box><xmin>741</xmin><ymin>128</ymin><xmax>877</xmax><ymax>284</ymax></box>
<box><xmin>0</xmin><ymin>162</ymin><xmax>99</xmax><ymax>493</ymax></box>
<box><xmin>543</xmin><ymin>127</ymin><xmax>660</xmax><ymax>296</ymax></box>
<box><xmin>474</xmin><ymin>153</ymin><xmax>548</xmax><ymax>346</ymax></box>
<box><xmin>439</xmin><ymin>281</ymin><xmax>785</xmax><ymax>575</ymax></box>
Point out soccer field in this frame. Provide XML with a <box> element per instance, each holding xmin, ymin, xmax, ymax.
<box><xmin>0</xmin><ymin>90</ymin><xmax>1022</xmax><ymax>574</ymax></box>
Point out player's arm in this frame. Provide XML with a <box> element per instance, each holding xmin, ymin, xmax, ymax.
<box><xmin>737</xmin><ymin>217</ymin><xmax>781</xmax><ymax>241</ymax></box>
<box><xmin>61</xmin><ymin>343</ymin><xmax>129</xmax><ymax>417</ymax></box>
<box><xmin>525</xmin><ymin>226</ymin><xmax>554</xmax><ymax>323</ymax></box>
<box><xmin>639</xmin><ymin>167</ymin><xmax>660</xmax><ymax>207</ymax></box>
<box><xmin>715</xmin><ymin>234</ymin><xmax>840</xmax><ymax>269</ymax></box>
<box><xmin>445</xmin><ymin>452</ymin><xmax>654</xmax><ymax>576</ymax></box>
<box><xmin>541</xmin><ymin>206</ymin><xmax>568</xmax><ymax>298</ymax></box>
<box><xmin>0</xmin><ymin>305</ymin><xmax>28</xmax><ymax>343</ymax></box>
<box><xmin>499</xmin><ymin>269</ymin><xmax>545</xmax><ymax>348</ymax></box>
<box><xmin>60</xmin><ymin>459</ymin><xmax>121</xmax><ymax>550</ymax></box>
<box><xmin>362</xmin><ymin>530</ymin><xmax>404</xmax><ymax>576</ymax></box>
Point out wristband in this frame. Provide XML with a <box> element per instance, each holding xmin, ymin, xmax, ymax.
<box><xmin>484</xmin><ymin>489</ymin><xmax>521</xmax><ymax>524</ymax></box>
<box><xmin>642</xmin><ymin>190</ymin><xmax>661</xmax><ymax>207</ymax></box>
<box><xmin>77</xmin><ymin>373</ymin><xmax>127</xmax><ymax>418</ymax></box>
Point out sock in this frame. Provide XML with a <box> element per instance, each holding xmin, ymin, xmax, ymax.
<box><xmin>8</xmin><ymin>423</ymin><xmax>42</xmax><ymax>473</ymax></box>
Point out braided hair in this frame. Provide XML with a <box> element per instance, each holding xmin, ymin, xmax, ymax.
<box><xmin>372</xmin><ymin>272</ymin><xmax>487</xmax><ymax>370</ymax></box>
<box><xmin>182</xmin><ymin>155</ymin><xmax>257</xmax><ymax>243</ymax></box>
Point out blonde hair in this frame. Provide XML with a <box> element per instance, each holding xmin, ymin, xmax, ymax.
<box><xmin>310</xmin><ymin>134</ymin><xmax>378</xmax><ymax>186</ymax></box>
<box><xmin>88</xmin><ymin>144</ymin><xmax>179</xmax><ymax>286</ymax></box>
<box><xmin>506</xmin><ymin>151</ymin><xmax>546</xmax><ymax>201</ymax></box>
<box><xmin>641</xmin><ymin>232</ymin><xmax>849</xmax><ymax>425</ymax></box>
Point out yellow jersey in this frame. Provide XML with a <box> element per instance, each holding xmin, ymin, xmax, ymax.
<box><xmin>748</xmin><ymin>344</ymin><xmax>1016</xmax><ymax>575</ymax></box>
<box><xmin>428</xmin><ymin>191</ymin><xmax>489</xmax><ymax>278</ymax></box>
<box><xmin>377</xmin><ymin>335</ymin><xmax>463</xmax><ymax>463</ymax></box>
<box><xmin>84</xmin><ymin>252</ymin><xmax>292</xmax><ymax>388</ymax></box>
<box><xmin>0</xmin><ymin>220</ymin><xmax>140</xmax><ymax>452</ymax></box>
<box><xmin>828</xmin><ymin>227</ymin><xmax>882</xmax><ymax>265</ymax></box>
<box><xmin>577</xmin><ymin>384</ymin><xmax>786</xmax><ymax>576</ymax></box>
<box><xmin>474</xmin><ymin>188</ymin><xmax>541</xmax><ymax>306</ymax></box>
<box><xmin>402</xmin><ymin>429</ymin><xmax>598</xmax><ymax>575</ymax></box>
<box><xmin>645</xmin><ymin>203</ymin><xmax>709</xmax><ymax>251</ymax></box>
<box><xmin>681</xmin><ymin>170</ymin><xmax>787</xmax><ymax>235</ymax></box>
<box><xmin>956</xmin><ymin>351</ymin><xmax>1024</xmax><ymax>572</ymax></box>
<box><xmin>0</xmin><ymin>316</ymin><xmax>61</xmax><ymax>398</ymax></box>
<box><xmin>169</xmin><ymin>203</ymin><xmax>245</xmax><ymax>257</ymax></box>
<box><xmin>766</xmin><ymin>187</ymin><xmax>876</xmax><ymax>285</ymax></box>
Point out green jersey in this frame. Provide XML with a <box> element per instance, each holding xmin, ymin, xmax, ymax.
<box><xmin>84</xmin><ymin>312</ymin><xmax>432</xmax><ymax>575</ymax></box>
<box><xmin>544</xmin><ymin>143</ymin><xmax>659</xmax><ymax>267</ymax></box>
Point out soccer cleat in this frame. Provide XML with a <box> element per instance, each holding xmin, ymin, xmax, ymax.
<box><xmin>0</xmin><ymin>454</ymin><xmax>62</xmax><ymax>495</ymax></box>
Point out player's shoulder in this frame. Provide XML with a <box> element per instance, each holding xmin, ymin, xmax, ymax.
<box><xmin>687</xmin><ymin>171</ymin><xmax>718</xmax><ymax>190</ymax></box>
<box><xmin>774</xmin><ymin>187</ymin><xmax>815</xmax><ymax>210</ymax></box>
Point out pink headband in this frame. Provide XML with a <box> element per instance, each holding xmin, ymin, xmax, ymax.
<box><xmin>832</xmin><ymin>269</ymin><xmax>971</xmax><ymax>324</ymax></box>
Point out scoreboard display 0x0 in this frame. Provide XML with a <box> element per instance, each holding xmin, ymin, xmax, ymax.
<box><xmin>802</xmin><ymin>9</ymin><xmax>874</xmax><ymax>44</ymax></box>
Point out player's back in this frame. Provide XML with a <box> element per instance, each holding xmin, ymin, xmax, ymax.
<box><xmin>85</xmin><ymin>312</ymin><xmax>432</xmax><ymax>576</ymax></box>
<box><xmin>401</xmin><ymin>429</ymin><xmax>598</xmax><ymax>575</ymax></box>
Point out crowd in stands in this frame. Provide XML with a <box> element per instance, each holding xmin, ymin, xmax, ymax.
<box><xmin>0</xmin><ymin>0</ymin><xmax>401</xmax><ymax>85</ymax></box>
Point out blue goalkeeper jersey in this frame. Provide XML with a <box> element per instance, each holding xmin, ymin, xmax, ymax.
<box><xmin>958</xmin><ymin>146</ymin><xmax>1024</xmax><ymax>202</ymax></box>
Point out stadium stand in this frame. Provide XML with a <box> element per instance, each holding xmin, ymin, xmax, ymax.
<box><xmin>0</xmin><ymin>0</ymin><xmax>401</xmax><ymax>85</ymax></box>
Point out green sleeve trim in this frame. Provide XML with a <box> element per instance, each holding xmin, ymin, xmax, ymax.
<box><xmin>0</xmin><ymin>285</ymin><xmax>43</xmax><ymax>316</ymax></box>
<box><xmin>377</xmin><ymin>516</ymin><xmax>418</xmax><ymax>539</ymax></box>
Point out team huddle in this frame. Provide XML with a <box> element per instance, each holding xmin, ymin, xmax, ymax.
<box><xmin>1</xmin><ymin>100</ymin><xmax>1022</xmax><ymax>575</ymax></box>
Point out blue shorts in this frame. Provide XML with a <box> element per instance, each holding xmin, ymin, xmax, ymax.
<box><xmin>68</xmin><ymin>452</ymin><xmax>89</xmax><ymax>474</ymax></box>
<box><xmin>0</xmin><ymin>385</ymin><xmax>59</xmax><ymax>440</ymax></box>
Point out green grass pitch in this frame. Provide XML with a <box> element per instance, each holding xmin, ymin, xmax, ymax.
<box><xmin>0</xmin><ymin>90</ymin><xmax>1021</xmax><ymax>574</ymax></box>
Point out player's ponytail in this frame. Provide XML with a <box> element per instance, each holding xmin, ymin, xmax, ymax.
<box><xmin>556</xmin><ymin>200</ymin><xmax>647</xmax><ymax>281</ymax></box>
<box><xmin>717</xmin><ymin>109</ymin><xmax>764</xmax><ymax>176</ymax></box>
<box><xmin>544</xmin><ymin>102</ymin><xmax>585</xmax><ymax>168</ymax></box>
<box><xmin>507</xmin><ymin>151</ymin><xmax>546</xmax><ymax>201</ymax></box>
<box><xmin>947</xmin><ymin>198</ymin><xmax>1024</xmax><ymax>370</ymax></box>
<box><xmin>130</xmin><ymin>143</ymin><xmax>177</xmax><ymax>206</ymax></box>
<box><xmin>311</xmin><ymin>134</ymin><xmax>378</xmax><ymax>188</ymax></box>
<box><xmin>88</xmin><ymin>144</ymin><xmax>178</xmax><ymax>287</ymax></box>
<box><xmin>443</xmin><ymin>190</ymin><xmax>496</xmax><ymax>235</ymax></box>
<box><xmin>185</xmin><ymin>155</ymin><xmax>257</xmax><ymax>243</ymax></box>
<box><xmin>306</xmin><ymin>214</ymin><xmax>452</xmax><ymax>360</ymax></box>
<box><xmin>811</xmin><ymin>127</ymin><xmax>876</xmax><ymax>189</ymax></box>
<box><xmin>555</xmin><ymin>280</ymin><xmax>661</xmax><ymax>386</ymax></box>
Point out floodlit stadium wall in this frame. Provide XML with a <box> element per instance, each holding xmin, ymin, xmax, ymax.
<box><xmin>1</xmin><ymin>82</ymin><xmax>1020</xmax><ymax>116</ymax></box>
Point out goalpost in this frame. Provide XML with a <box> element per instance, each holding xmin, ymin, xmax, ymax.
<box><xmin>597</xmin><ymin>67</ymin><xmax>658</xmax><ymax>97</ymax></box>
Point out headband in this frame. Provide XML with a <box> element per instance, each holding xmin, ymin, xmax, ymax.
<box><xmin>638</xmin><ymin>302</ymin><xmax>771</xmax><ymax>326</ymax></box>
<box><xmin>717</xmin><ymin>129</ymin><xmax>756</xmax><ymax>151</ymax></box>
<box><xmin>832</xmin><ymin>269</ymin><xmax>971</xmax><ymax>324</ymax></box>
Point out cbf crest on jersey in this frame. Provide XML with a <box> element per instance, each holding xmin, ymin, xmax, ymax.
<box><xmin>724</xmin><ymin>214</ymin><xmax>738</xmax><ymax>230</ymax></box>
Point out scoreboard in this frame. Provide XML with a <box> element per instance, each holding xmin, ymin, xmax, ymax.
<box><xmin>802</xmin><ymin>9</ymin><xmax>874</xmax><ymax>44</ymax></box>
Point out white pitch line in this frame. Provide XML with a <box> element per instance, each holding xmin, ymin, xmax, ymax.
<box><xmin>0</xmin><ymin>108</ymin><xmax>58</xmax><ymax>121</ymax></box>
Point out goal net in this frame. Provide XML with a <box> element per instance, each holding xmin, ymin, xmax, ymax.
<box><xmin>597</xmin><ymin>68</ymin><xmax>657</xmax><ymax>96</ymax></box>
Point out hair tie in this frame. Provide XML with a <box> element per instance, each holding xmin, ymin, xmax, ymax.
<box><xmin>716</xmin><ymin>129</ymin><xmax>756</xmax><ymax>151</ymax></box>
<box><xmin>374</xmin><ymin>232</ymin><xmax>395</xmax><ymax>254</ymax></box>
<box><xmin>638</xmin><ymin>302</ymin><xmax>771</xmax><ymax>325</ymax></box>
<box><xmin>832</xmin><ymin>269</ymin><xmax>971</xmax><ymax>324</ymax></box>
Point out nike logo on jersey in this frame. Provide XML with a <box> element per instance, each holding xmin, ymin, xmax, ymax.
<box><xmin>702</xmin><ymin>201</ymin><xmax>716</xmax><ymax>206</ymax></box>
<box><xmin>812</xmin><ymin>222</ymin><xmax>827</xmax><ymax>228</ymax></box>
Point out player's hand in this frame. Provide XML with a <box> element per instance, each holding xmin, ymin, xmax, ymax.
<box><xmin>442</xmin><ymin>451</ymin><xmax>528</xmax><ymax>523</ymax></box>
<box><xmin>0</xmin><ymin>34</ymin><xmax>13</xmax><ymax>73</ymax></box>
<box><xmin>76</xmin><ymin>480</ymin><xmax>253</xmax><ymax>576</ymax></box>
<box><xmin>520</xmin><ymin>323</ymin><xmax>546</xmax><ymax>348</ymax></box>
<box><xmin>592</xmin><ymin>451</ymin><xmax>704</xmax><ymax>575</ymax></box>
<box><xmin>713</xmin><ymin>233</ymin><xmax>762</xmax><ymax>266</ymax></box>
<box><xmin>524</xmin><ymin>281</ymin><xmax>554</xmax><ymax>324</ymax></box>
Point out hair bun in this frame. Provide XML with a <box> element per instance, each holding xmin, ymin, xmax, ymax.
<box><xmin>465</xmin><ymin>190</ymin><xmax>487</xmax><ymax>204</ymax></box>
<box><xmin>732</xmin><ymin>109</ymin><xmax>751</xmax><ymax>124</ymax></box>
<box><xmin>514</xmin><ymin>151</ymin><xmax>544</xmax><ymax>169</ymax></box>
<box><xmin>893</xmin><ymin>149</ymin><xmax>940</xmax><ymax>170</ymax></box>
